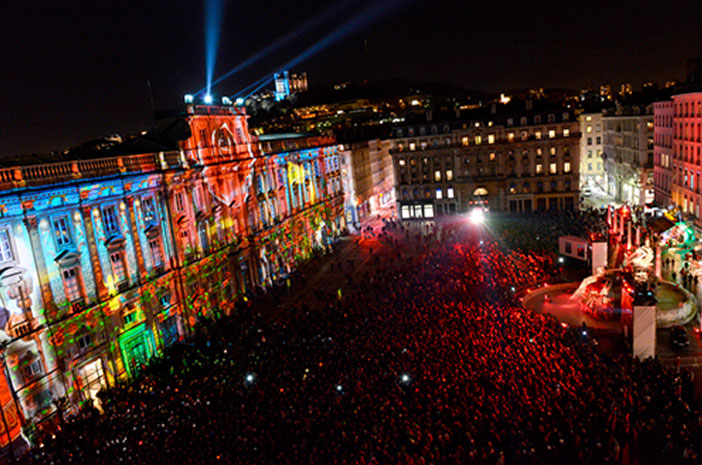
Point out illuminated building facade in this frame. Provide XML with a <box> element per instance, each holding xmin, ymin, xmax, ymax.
<box><xmin>0</xmin><ymin>104</ymin><xmax>344</xmax><ymax>445</ymax></box>
<box><xmin>653</xmin><ymin>99</ymin><xmax>674</xmax><ymax>207</ymax></box>
<box><xmin>669</xmin><ymin>92</ymin><xmax>702</xmax><ymax>225</ymax></box>
<box><xmin>391</xmin><ymin>105</ymin><xmax>580</xmax><ymax>219</ymax></box>
<box><xmin>579</xmin><ymin>112</ymin><xmax>605</xmax><ymax>192</ymax></box>
<box><xmin>274</xmin><ymin>71</ymin><xmax>308</xmax><ymax>101</ymax></box>
<box><xmin>602</xmin><ymin>104</ymin><xmax>655</xmax><ymax>205</ymax></box>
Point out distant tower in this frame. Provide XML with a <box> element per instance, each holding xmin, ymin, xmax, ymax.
<box><xmin>274</xmin><ymin>71</ymin><xmax>291</xmax><ymax>101</ymax></box>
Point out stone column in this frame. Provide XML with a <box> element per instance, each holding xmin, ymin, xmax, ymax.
<box><xmin>126</xmin><ymin>198</ymin><xmax>147</xmax><ymax>282</ymax></box>
<box><xmin>82</xmin><ymin>206</ymin><xmax>109</xmax><ymax>301</ymax></box>
<box><xmin>23</xmin><ymin>216</ymin><xmax>57</xmax><ymax>320</ymax></box>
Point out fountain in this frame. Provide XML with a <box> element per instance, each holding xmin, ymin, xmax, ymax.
<box><xmin>523</xmin><ymin>207</ymin><xmax>698</xmax><ymax>331</ymax></box>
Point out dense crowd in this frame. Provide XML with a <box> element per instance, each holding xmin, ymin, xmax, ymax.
<box><xmin>497</xmin><ymin>209</ymin><xmax>606</xmax><ymax>256</ymax></box>
<box><xmin>27</xmin><ymin>215</ymin><xmax>701</xmax><ymax>464</ymax></box>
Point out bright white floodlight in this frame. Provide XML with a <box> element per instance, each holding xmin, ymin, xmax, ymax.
<box><xmin>203</xmin><ymin>94</ymin><xmax>214</xmax><ymax>105</ymax></box>
<box><xmin>469</xmin><ymin>208</ymin><xmax>485</xmax><ymax>224</ymax></box>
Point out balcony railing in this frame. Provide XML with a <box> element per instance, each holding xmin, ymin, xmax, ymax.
<box><xmin>0</xmin><ymin>151</ymin><xmax>182</xmax><ymax>190</ymax></box>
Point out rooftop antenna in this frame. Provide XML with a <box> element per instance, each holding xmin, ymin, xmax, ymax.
<box><xmin>146</xmin><ymin>78</ymin><xmax>156</xmax><ymax>133</ymax></box>
<box><xmin>363</xmin><ymin>39</ymin><xmax>369</xmax><ymax>84</ymax></box>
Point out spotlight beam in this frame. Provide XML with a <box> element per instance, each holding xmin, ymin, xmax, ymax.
<box><xmin>233</xmin><ymin>0</ymin><xmax>410</xmax><ymax>100</ymax></box>
<box><xmin>205</xmin><ymin>0</ymin><xmax>226</xmax><ymax>97</ymax></box>
<box><xmin>197</xmin><ymin>0</ymin><xmax>357</xmax><ymax>96</ymax></box>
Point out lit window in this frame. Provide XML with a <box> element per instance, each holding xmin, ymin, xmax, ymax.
<box><xmin>550</xmin><ymin>163</ymin><xmax>557</xmax><ymax>174</ymax></box>
<box><xmin>77</xmin><ymin>334</ymin><xmax>92</xmax><ymax>350</ymax></box>
<box><xmin>586</xmin><ymin>125</ymin><xmax>592</xmax><ymax>133</ymax></box>
<box><xmin>536</xmin><ymin>164</ymin><xmax>543</xmax><ymax>174</ymax></box>
<box><xmin>102</xmin><ymin>206</ymin><xmax>119</xmax><ymax>234</ymax></box>
<box><xmin>509</xmin><ymin>184</ymin><xmax>517</xmax><ymax>194</ymax></box>
<box><xmin>401</xmin><ymin>205</ymin><xmax>411</xmax><ymax>219</ymax></box>
<box><xmin>175</xmin><ymin>193</ymin><xmax>185</xmax><ymax>212</ymax></box>
<box><xmin>63</xmin><ymin>267</ymin><xmax>83</xmax><ymax>302</ymax></box>
<box><xmin>535</xmin><ymin>131</ymin><xmax>542</xmax><ymax>140</ymax></box>
<box><xmin>142</xmin><ymin>196</ymin><xmax>156</xmax><ymax>223</ymax></box>
<box><xmin>488</xmin><ymin>134</ymin><xmax>495</xmax><ymax>144</ymax></box>
<box><xmin>474</xmin><ymin>135</ymin><xmax>482</xmax><ymax>145</ymax></box>
<box><xmin>586</xmin><ymin>116</ymin><xmax>592</xmax><ymax>122</ymax></box>
<box><xmin>434</xmin><ymin>170</ymin><xmax>441</xmax><ymax>181</ymax></box>
<box><xmin>446</xmin><ymin>170</ymin><xmax>453</xmax><ymax>181</ymax></box>
<box><xmin>564</xmin><ymin>162</ymin><xmax>571</xmax><ymax>173</ymax></box>
<box><xmin>550</xmin><ymin>147</ymin><xmax>556</xmax><ymax>155</ymax></box>
<box><xmin>24</xmin><ymin>360</ymin><xmax>43</xmax><ymax>379</ymax></box>
<box><xmin>548</xmin><ymin>130</ymin><xmax>556</xmax><ymax>139</ymax></box>
<box><xmin>110</xmin><ymin>252</ymin><xmax>127</xmax><ymax>284</ymax></box>
<box><xmin>123</xmin><ymin>311</ymin><xmax>137</xmax><ymax>326</ymax></box>
<box><xmin>423</xmin><ymin>204</ymin><xmax>434</xmax><ymax>218</ymax></box>
<box><xmin>447</xmin><ymin>187</ymin><xmax>454</xmax><ymax>198</ymax></box>
<box><xmin>507</xmin><ymin>132</ymin><xmax>514</xmax><ymax>142</ymax></box>
<box><xmin>52</xmin><ymin>217</ymin><xmax>72</xmax><ymax>248</ymax></box>
<box><xmin>399</xmin><ymin>159</ymin><xmax>406</xmax><ymax>166</ymax></box>
<box><xmin>436</xmin><ymin>188</ymin><xmax>443</xmax><ymax>199</ymax></box>
<box><xmin>536</xmin><ymin>148</ymin><xmax>543</xmax><ymax>156</ymax></box>
<box><xmin>409</xmin><ymin>143</ymin><xmax>416</xmax><ymax>151</ymax></box>
<box><xmin>149</xmin><ymin>238</ymin><xmax>164</xmax><ymax>267</ymax></box>
<box><xmin>563</xmin><ymin>128</ymin><xmax>570</xmax><ymax>137</ymax></box>
<box><xmin>0</xmin><ymin>230</ymin><xmax>12</xmax><ymax>262</ymax></box>
<box><xmin>489</xmin><ymin>152</ymin><xmax>496</xmax><ymax>161</ymax></box>
<box><xmin>521</xmin><ymin>131</ymin><xmax>528</xmax><ymax>141</ymax></box>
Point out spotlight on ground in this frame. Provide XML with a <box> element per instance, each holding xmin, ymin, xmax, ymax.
<box><xmin>469</xmin><ymin>208</ymin><xmax>485</xmax><ymax>225</ymax></box>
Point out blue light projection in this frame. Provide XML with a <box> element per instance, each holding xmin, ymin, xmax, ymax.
<box><xmin>205</xmin><ymin>0</ymin><xmax>226</xmax><ymax>98</ymax></box>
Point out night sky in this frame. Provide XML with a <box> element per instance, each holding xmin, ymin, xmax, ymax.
<box><xmin>1</xmin><ymin>0</ymin><xmax>701</xmax><ymax>156</ymax></box>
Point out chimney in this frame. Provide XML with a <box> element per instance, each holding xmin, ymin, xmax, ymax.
<box><xmin>526</xmin><ymin>99</ymin><xmax>533</xmax><ymax>111</ymax></box>
<box><xmin>426</xmin><ymin>110</ymin><xmax>433</xmax><ymax>122</ymax></box>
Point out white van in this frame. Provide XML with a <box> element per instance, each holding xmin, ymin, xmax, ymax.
<box><xmin>582</xmin><ymin>187</ymin><xmax>592</xmax><ymax>197</ymax></box>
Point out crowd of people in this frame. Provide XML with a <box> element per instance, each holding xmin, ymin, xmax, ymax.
<box><xmin>25</xmin><ymin>214</ymin><xmax>702</xmax><ymax>464</ymax></box>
